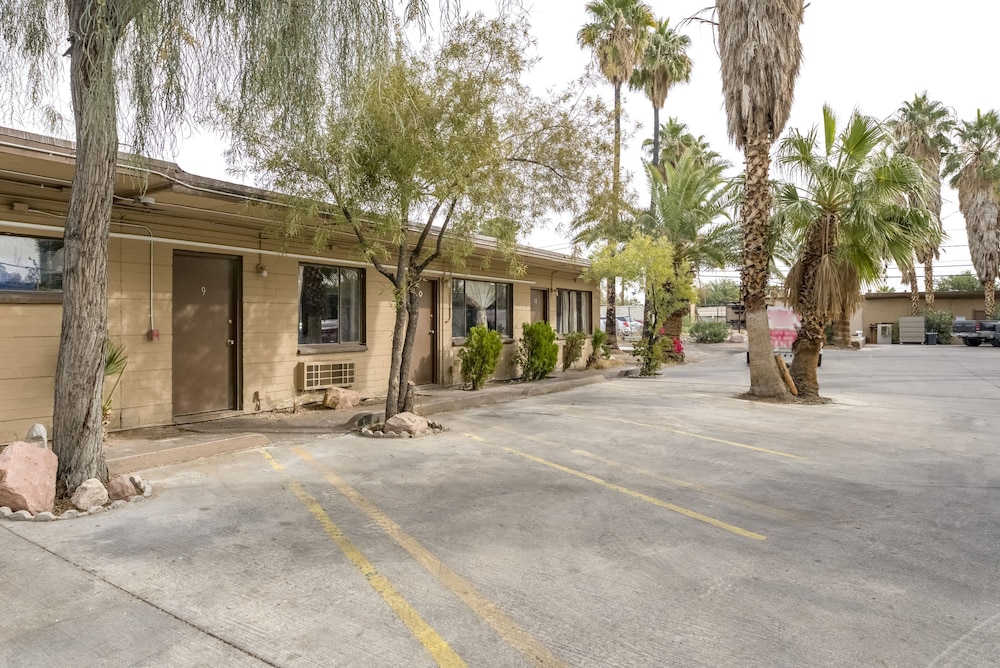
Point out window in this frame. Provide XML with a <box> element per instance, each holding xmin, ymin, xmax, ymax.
<box><xmin>452</xmin><ymin>279</ymin><xmax>512</xmax><ymax>338</ymax></box>
<box><xmin>298</xmin><ymin>264</ymin><xmax>364</xmax><ymax>346</ymax></box>
<box><xmin>556</xmin><ymin>289</ymin><xmax>591</xmax><ymax>335</ymax></box>
<box><xmin>0</xmin><ymin>234</ymin><xmax>63</xmax><ymax>292</ymax></box>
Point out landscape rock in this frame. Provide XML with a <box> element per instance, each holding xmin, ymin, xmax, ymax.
<box><xmin>323</xmin><ymin>387</ymin><xmax>361</xmax><ymax>410</ymax></box>
<box><xmin>71</xmin><ymin>478</ymin><xmax>109</xmax><ymax>511</ymax></box>
<box><xmin>384</xmin><ymin>412</ymin><xmax>430</xmax><ymax>436</ymax></box>
<box><xmin>24</xmin><ymin>423</ymin><xmax>48</xmax><ymax>448</ymax></box>
<box><xmin>107</xmin><ymin>474</ymin><xmax>139</xmax><ymax>501</ymax></box>
<box><xmin>0</xmin><ymin>441</ymin><xmax>57</xmax><ymax>514</ymax></box>
<box><xmin>11</xmin><ymin>510</ymin><xmax>33</xmax><ymax>520</ymax></box>
<box><xmin>729</xmin><ymin>333</ymin><xmax>745</xmax><ymax>343</ymax></box>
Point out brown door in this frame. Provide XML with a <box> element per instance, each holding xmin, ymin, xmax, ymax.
<box><xmin>172</xmin><ymin>251</ymin><xmax>241</xmax><ymax>416</ymax></box>
<box><xmin>531</xmin><ymin>288</ymin><xmax>548</xmax><ymax>323</ymax></box>
<box><xmin>410</xmin><ymin>280</ymin><xmax>437</xmax><ymax>385</ymax></box>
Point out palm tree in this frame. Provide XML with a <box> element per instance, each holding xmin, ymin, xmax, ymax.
<box><xmin>943</xmin><ymin>110</ymin><xmax>1000</xmax><ymax>317</ymax></box>
<box><xmin>629</xmin><ymin>18</ymin><xmax>692</xmax><ymax>174</ymax></box>
<box><xmin>888</xmin><ymin>93</ymin><xmax>954</xmax><ymax>313</ymax></box>
<box><xmin>653</xmin><ymin>117</ymin><xmax>722</xmax><ymax>171</ymax></box>
<box><xmin>638</xmin><ymin>155</ymin><xmax>739</xmax><ymax>357</ymax></box>
<box><xmin>716</xmin><ymin>0</ymin><xmax>804</xmax><ymax>399</ymax></box>
<box><xmin>579</xmin><ymin>0</ymin><xmax>655</xmax><ymax>348</ymax></box>
<box><xmin>777</xmin><ymin>107</ymin><xmax>932</xmax><ymax>397</ymax></box>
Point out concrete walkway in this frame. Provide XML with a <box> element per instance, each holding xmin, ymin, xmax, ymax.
<box><xmin>104</xmin><ymin>364</ymin><xmax>632</xmax><ymax>476</ymax></box>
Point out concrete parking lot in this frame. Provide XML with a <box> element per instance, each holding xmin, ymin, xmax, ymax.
<box><xmin>4</xmin><ymin>343</ymin><xmax>1000</xmax><ymax>667</ymax></box>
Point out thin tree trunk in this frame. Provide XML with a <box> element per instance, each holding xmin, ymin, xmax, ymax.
<box><xmin>741</xmin><ymin>137</ymin><xmax>790</xmax><ymax>399</ymax></box>
<box><xmin>54</xmin><ymin>1</ymin><xmax>119</xmax><ymax>490</ymax></box>
<box><xmin>396</xmin><ymin>284</ymin><xmax>421</xmax><ymax>413</ymax></box>
<box><xmin>907</xmin><ymin>266</ymin><xmax>920</xmax><ymax>315</ymax></box>
<box><xmin>924</xmin><ymin>256</ymin><xmax>935</xmax><ymax>307</ymax></box>
<box><xmin>384</xmin><ymin>248</ymin><xmax>409</xmax><ymax>419</ymax></box>
<box><xmin>606</xmin><ymin>278</ymin><xmax>618</xmax><ymax>348</ymax></box>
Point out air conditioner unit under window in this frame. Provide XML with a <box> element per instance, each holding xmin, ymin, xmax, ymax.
<box><xmin>296</xmin><ymin>361</ymin><xmax>356</xmax><ymax>391</ymax></box>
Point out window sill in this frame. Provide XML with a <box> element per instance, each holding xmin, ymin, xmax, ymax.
<box><xmin>297</xmin><ymin>343</ymin><xmax>368</xmax><ymax>355</ymax></box>
<box><xmin>451</xmin><ymin>337</ymin><xmax>515</xmax><ymax>346</ymax></box>
<box><xmin>0</xmin><ymin>291</ymin><xmax>63</xmax><ymax>304</ymax></box>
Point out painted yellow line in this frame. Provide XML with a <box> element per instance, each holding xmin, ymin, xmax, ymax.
<box><xmin>462</xmin><ymin>436</ymin><xmax>766</xmax><ymax>541</ymax></box>
<box><xmin>492</xmin><ymin>425</ymin><xmax>800</xmax><ymax>521</ymax></box>
<box><xmin>291</xmin><ymin>447</ymin><xmax>566</xmax><ymax>668</ymax></box>
<box><xmin>580</xmin><ymin>413</ymin><xmax>804</xmax><ymax>460</ymax></box>
<box><xmin>259</xmin><ymin>450</ymin><xmax>467</xmax><ymax>668</ymax></box>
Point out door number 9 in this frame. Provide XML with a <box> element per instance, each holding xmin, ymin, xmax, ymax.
<box><xmin>201</xmin><ymin>287</ymin><xmax>207</xmax><ymax>296</ymax></box>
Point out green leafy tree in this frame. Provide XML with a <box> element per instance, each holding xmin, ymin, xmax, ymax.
<box><xmin>579</xmin><ymin>0</ymin><xmax>655</xmax><ymax>349</ymax></box>
<box><xmin>888</xmin><ymin>93</ymin><xmax>954</xmax><ymax>313</ymax></box>
<box><xmin>777</xmin><ymin>106</ymin><xmax>932</xmax><ymax>397</ymax></box>
<box><xmin>943</xmin><ymin>110</ymin><xmax>1000</xmax><ymax>317</ymax></box>
<box><xmin>936</xmin><ymin>271</ymin><xmax>987</xmax><ymax>292</ymax></box>
<box><xmin>700</xmin><ymin>279</ymin><xmax>740</xmax><ymax>305</ymax></box>
<box><xmin>716</xmin><ymin>0</ymin><xmax>804</xmax><ymax>399</ymax></box>
<box><xmin>0</xmin><ymin>0</ymin><xmax>434</xmax><ymax>489</ymax></box>
<box><xmin>235</xmin><ymin>17</ymin><xmax>610</xmax><ymax>419</ymax></box>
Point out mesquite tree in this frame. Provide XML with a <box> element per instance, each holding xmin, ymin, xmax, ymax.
<box><xmin>230</xmin><ymin>16</ymin><xmax>611</xmax><ymax>419</ymax></box>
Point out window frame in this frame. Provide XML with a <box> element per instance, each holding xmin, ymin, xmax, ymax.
<box><xmin>0</xmin><ymin>233</ymin><xmax>64</xmax><ymax>304</ymax></box>
<box><xmin>451</xmin><ymin>278</ymin><xmax>515</xmax><ymax>341</ymax></box>
<box><xmin>297</xmin><ymin>263</ymin><xmax>367</xmax><ymax>355</ymax></box>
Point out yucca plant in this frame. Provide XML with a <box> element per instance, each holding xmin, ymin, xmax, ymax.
<box><xmin>102</xmin><ymin>339</ymin><xmax>128</xmax><ymax>435</ymax></box>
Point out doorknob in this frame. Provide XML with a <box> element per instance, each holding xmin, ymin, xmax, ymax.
<box><xmin>227</xmin><ymin>339</ymin><xmax>235</xmax><ymax>345</ymax></box>
<box><xmin>428</xmin><ymin>330</ymin><xmax>435</xmax><ymax>334</ymax></box>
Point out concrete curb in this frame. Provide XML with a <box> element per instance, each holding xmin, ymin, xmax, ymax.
<box><xmin>106</xmin><ymin>433</ymin><xmax>270</xmax><ymax>476</ymax></box>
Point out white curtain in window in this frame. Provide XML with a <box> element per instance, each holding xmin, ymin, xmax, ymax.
<box><xmin>465</xmin><ymin>281</ymin><xmax>496</xmax><ymax>326</ymax></box>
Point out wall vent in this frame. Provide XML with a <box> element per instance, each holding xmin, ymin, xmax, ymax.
<box><xmin>296</xmin><ymin>361</ymin><xmax>356</xmax><ymax>390</ymax></box>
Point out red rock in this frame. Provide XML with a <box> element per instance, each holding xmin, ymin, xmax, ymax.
<box><xmin>384</xmin><ymin>412</ymin><xmax>429</xmax><ymax>436</ymax></box>
<box><xmin>107</xmin><ymin>474</ymin><xmax>138</xmax><ymax>501</ymax></box>
<box><xmin>71</xmin><ymin>478</ymin><xmax>109</xmax><ymax>511</ymax></box>
<box><xmin>323</xmin><ymin>387</ymin><xmax>361</xmax><ymax>409</ymax></box>
<box><xmin>0</xmin><ymin>441</ymin><xmax>57</xmax><ymax>514</ymax></box>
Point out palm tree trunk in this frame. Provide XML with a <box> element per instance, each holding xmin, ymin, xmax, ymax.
<box><xmin>742</xmin><ymin>137</ymin><xmax>790</xmax><ymax>399</ymax></box>
<box><xmin>833</xmin><ymin>312</ymin><xmax>852</xmax><ymax>348</ymax></box>
<box><xmin>662</xmin><ymin>307</ymin><xmax>686</xmax><ymax>361</ymax></box>
<box><xmin>907</xmin><ymin>266</ymin><xmax>920</xmax><ymax>315</ymax></box>
<box><xmin>649</xmin><ymin>103</ymin><xmax>660</xmax><ymax>210</ymax></box>
<box><xmin>605</xmin><ymin>81</ymin><xmax>623</xmax><ymax>349</ymax></box>
<box><xmin>924</xmin><ymin>256</ymin><xmax>935</xmax><ymax>307</ymax></box>
<box><xmin>53</xmin><ymin>2</ymin><xmax>119</xmax><ymax>491</ymax></box>
<box><xmin>985</xmin><ymin>285</ymin><xmax>995</xmax><ymax>318</ymax></box>
<box><xmin>789</xmin><ymin>215</ymin><xmax>832</xmax><ymax>398</ymax></box>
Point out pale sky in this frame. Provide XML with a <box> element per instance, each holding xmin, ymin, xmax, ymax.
<box><xmin>166</xmin><ymin>1</ymin><xmax>1000</xmax><ymax>290</ymax></box>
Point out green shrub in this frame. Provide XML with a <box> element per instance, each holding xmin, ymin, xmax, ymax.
<box><xmin>689</xmin><ymin>320</ymin><xmax>730</xmax><ymax>343</ymax></box>
<box><xmin>586</xmin><ymin>328</ymin><xmax>610</xmax><ymax>367</ymax></box>
<box><xmin>923</xmin><ymin>309</ymin><xmax>954</xmax><ymax>345</ymax></box>
<box><xmin>633</xmin><ymin>338</ymin><xmax>665</xmax><ymax>376</ymax></box>
<box><xmin>457</xmin><ymin>326</ymin><xmax>503</xmax><ymax>390</ymax></box>
<box><xmin>516</xmin><ymin>321</ymin><xmax>558</xmax><ymax>381</ymax></box>
<box><xmin>562</xmin><ymin>331</ymin><xmax>586</xmax><ymax>371</ymax></box>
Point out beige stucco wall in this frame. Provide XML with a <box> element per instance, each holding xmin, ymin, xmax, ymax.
<box><xmin>859</xmin><ymin>292</ymin><xmax>995</xmax><ymax>344</ymax></box>
<box><xmin>1</xmin><ymin>218</ymin><xmax>595</xmax><ymax>441</ymax></box>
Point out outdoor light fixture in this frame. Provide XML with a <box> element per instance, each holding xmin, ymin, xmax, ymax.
<box><xmin>256</xmin><ymin>263</ymin><xmax>268</xmax><ymax>278</ymax></box>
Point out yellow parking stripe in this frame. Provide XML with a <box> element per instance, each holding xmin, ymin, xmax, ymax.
<box><xmin>492</xmin><ymin>424</ymin><xmax>801</xmax><ymax>521</ymax></box>
<box><xmin>575</xmin><ymin>413</ymin><xmax>804</xmax><ymax>460</ymax></box>
<box><xmin>259</xmin><ymin>450</ymin><xmax>466</xmax><ymax>668</ymax></box>
<box><xmin>464</xmin><ymin>435</ymin><xmax>765</xmax><ymax>541</ymax></box>
<box><xmin>291</xmin><ymin>447</ymin><xmax>566</xmax><ymax>668</ymax></box>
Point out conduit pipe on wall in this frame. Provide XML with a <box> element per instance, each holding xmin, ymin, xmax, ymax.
<box><xmin>0</xmin><ymin>219</ymin><xmax>537</xmax><ymax>285</ymax></box>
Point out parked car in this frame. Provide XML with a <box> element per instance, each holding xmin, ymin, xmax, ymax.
<box><xmin>952</xmin><ymin>319</ymin><xmax>1000</xmax><ymax>347</ymax></box>
<box><xmin>616</xmin><ymin>316</ymin><xmax>631</xmax><ymax>337</ymax></box>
